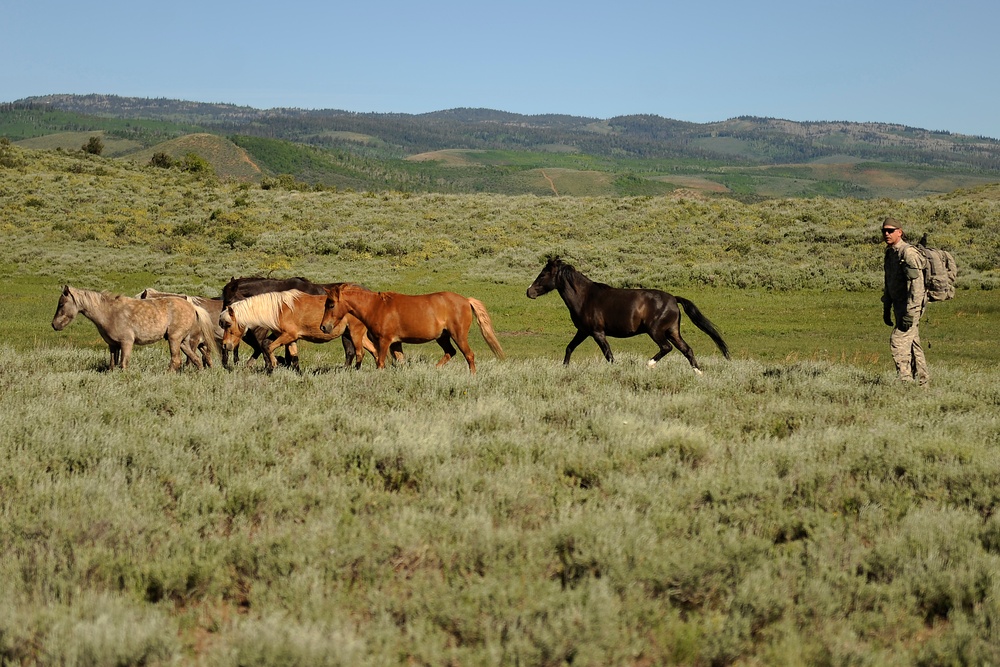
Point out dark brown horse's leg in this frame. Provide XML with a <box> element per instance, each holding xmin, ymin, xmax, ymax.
<box><xmin>563</xmin><ymin>330</ymin><xmax>589</xmax><ymax>364</ymax></box>
<box><xmin>647</xmin><ymin>334</ymin><xmax>675</xmax><ymax>368</ymax></box>
<box><xmin>591</xmin><ymin>331</ymin><xmax>615</xmax><ymax>363</ymax></box>
<box><xmin>341</xmin><ymin>326</ymin><xmax>358</xmax><ymax>368</ymax></box>
<box><xmin>669</xmin><ymin>333</ymin><xmax>701</xmax><ymax>375</ymax></box>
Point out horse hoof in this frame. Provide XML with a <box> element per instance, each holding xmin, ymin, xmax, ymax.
<box><xmin>693</xmin><ymin>367</ymin><xmax>704</xmax><ymax>376</ymax></box>
<box><xmin>647</xmin><ymin>359</ymin><xmax>657</xmax><ymax>368</ymax></box>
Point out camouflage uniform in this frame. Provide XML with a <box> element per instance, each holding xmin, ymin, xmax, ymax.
<box><xmin>882</xmin><ymin>238</ymin><xmax>928</xmax><ymax>384</ymax></box>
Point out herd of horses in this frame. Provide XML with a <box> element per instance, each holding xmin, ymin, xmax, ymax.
<box><xmin>50</xmin><ymin>257</ymin><xmax>731</xmax><ymax>374</ymax></box>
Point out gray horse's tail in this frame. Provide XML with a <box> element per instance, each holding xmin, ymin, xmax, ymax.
<box><xmin>676</xmin><ymin>297</ymin><xmax>730</xmax><ymax>360</ymax></box>
<box><xmin>191</xmin><ymin>301</ymin><xmax>220</xmax><ymax>361</ymax></box>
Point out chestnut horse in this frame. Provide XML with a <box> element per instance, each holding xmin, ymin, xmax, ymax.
<box><xmin>222</xmin><ymin>276</ymin><xmax>360</xmax><ymax>368</ymax></box>
<box><xmin>321</xmin><ymin>284</ymin><xmax>505</xmax><ymax>373</ymax></box>
<box><xmin>526</xmin><ymin>257</ymin><xmax>729</xmax><ymax>374</ymax></box>
<box><xmin>219</xmin><ymin>289</ymin><xmax>382</xmax><ymax>372</ymax></box>
<box><xmin>52</xmin><ymin>285</ymin><xmax>216</xmax><ymax>371</ymax></box>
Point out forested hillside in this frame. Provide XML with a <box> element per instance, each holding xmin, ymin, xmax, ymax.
<box><xmin>5</xmin><ymin>94</ymin><xmax>1000</xmax><ymax>198</ymax></box>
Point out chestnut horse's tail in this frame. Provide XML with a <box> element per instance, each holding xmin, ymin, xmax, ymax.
<box><xmin>468</xmin><ymin>298</ymin><xmax>506</xmax><ymax>360</ymax></box>
<box><xmin>676</xmin><ymin>297</ymin><xmax>730</xmax><ymax>360</ymax></box>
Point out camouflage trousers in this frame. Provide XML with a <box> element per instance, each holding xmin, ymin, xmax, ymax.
<box><xmin>889</xmin><ymin>319</ymin><xmax>929</xmax><ymax>385</ymax></box>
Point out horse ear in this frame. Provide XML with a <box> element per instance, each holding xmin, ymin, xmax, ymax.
<box><xmin>62</xmin><ymin>285</ymin><xmax>71</xmax><ymax>296</ymax></box>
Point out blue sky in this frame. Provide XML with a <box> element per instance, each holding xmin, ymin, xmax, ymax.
<box><xmin>4</xmin><ymin>0</ymin><xmax>999</xmax><ymax>138</ymax></box>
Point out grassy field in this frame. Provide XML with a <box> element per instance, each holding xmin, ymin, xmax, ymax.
<box><xmin>2</xmin><ymin>142</ymin><xmax>1000</xmax><ymax>665</ymax></box>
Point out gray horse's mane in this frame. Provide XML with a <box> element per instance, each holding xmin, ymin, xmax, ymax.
<box><xmin>69</xmin><ymin>286</ymin><xmax>120</xmax><ymax>311</ymax></box>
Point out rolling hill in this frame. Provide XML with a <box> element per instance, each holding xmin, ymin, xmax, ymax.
<box><xmin>5</xmin><ymin>94</ymin><xmax>1000</xmax><ymax>198</ymax></box>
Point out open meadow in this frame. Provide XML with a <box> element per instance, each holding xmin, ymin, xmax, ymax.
<box><xmin>2</xmin><ymin>142</ymin><xmax>1000</xmax><ymax>665</ymax></box>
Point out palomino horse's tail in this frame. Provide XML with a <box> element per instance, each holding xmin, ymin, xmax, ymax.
<box><xmin>468</xmin><ymin>298</ymin><xmax>506</xmax><ymax>360</ymax></box>
<box><xmin>191</xmin><ymin>301</ymin><xmax>220</xmax><ymax>361</ymax></box>
<box><xmin>676</xmin><ymin>297</ymin><xmax>730</xmax><ymax>360</ymax></box>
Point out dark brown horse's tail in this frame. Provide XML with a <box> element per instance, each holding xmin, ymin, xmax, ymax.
<box><xmin>468</xmin><ymin>298</ymin><xmax>506</xmax><ymax>360</ymax></box>
<box><xmin>676</xmin><ymin>297</ymin><xmax>730</xmax><ymax>360</ymax></box>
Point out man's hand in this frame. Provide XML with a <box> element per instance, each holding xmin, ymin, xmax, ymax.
<box><xmin>898</xmin><ymin>315</ymin><xmax>913</xmax><ymax>332</ymax></box>
<box><xmin>883</xmin><ymin>304</ymin><xmax>893</xmax><ymax>327</ymax></box>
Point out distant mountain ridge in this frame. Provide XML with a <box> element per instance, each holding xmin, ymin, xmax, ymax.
<box><xmin>17</xmin><ymin>93</ymin><xmax>1000</xmax><ymax>161</ymax></box>
<box><xmin>8</xmin><ymin>94</ymin><xmax>1000</xmax><ymax>199</ymax></box>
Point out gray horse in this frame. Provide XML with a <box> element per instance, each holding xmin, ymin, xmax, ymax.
<box><xmin>52</xmin><ymin>285</ymin><xmax>216</xmax><ymax>371</ymax></box>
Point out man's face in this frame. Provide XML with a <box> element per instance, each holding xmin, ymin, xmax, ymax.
<box><xmin>882</xmin><ymin>226</ymin><xmax>902</xmax><ymax>245</ymax></box>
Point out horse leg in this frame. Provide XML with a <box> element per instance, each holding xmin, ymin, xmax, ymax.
<box><xmin>167</xmin><ymin>336</ymin><xmax>186</xmax><ymax>372</ymax></box>
<box><xmin>563</xmin><ymin>330</ymin><xmax>589</xmax><ymax>365</ymax></box>
<box><xmin>668</xmin><ymin>331</ymin><xmax>702</xmax><ymax>375</ymax></box>
<box><xmin>243</xmin><ymin>328</ymin><xmax>267</xmax><ymax>366</ymax></box>
<box><xmin>376</xmin><ymin>339</ymin><xmax>394</xmax><ymax>369</ymax></box>
<box><xmin>390</xmin><ymin>343</ymin><xmax>405</xmax><ymax>364</ymax></box>
<box><xmin>263</xmin><ymin>335</ymin><xmax>300</xmax><ymax>373</ymax></box>
<box><xmin>180</xmin><ymin>335</ymin><xmax>203</xmax><ymax>371</ymax></box>
<box><xmin>646</xmin><ymin>332</ymin><xmax>675</xmax><ymax>368</ymax></box>
<box><xmin>434</xmin><ymin>335</ymin><xmax>457</xmax><ymax>368</ymax></box>
<box><xmin>120</xmin><ymin>340</ymin><xmax>135</xmax><ymax>371</ymax></box>
<box><xmin>591</xmin><ymin>331</ymin><xmax>615</xmax><ymax>363</ymax></box>
<box><xmin>108</xmin><ymin>343</ymin><xmax>122</xmax><ymax>371</ymax></box>
<box><xmin>341</xmin><ymin>325</ymin><xmax>358</xmax><ymax>368</ymax></box>
<box><xmin>450</xmin><ymin>331</ymin><xmax>477</xmax><ymax>373</ymax></box>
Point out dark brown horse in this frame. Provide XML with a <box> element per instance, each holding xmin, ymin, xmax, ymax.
<box><xmin>526</xmin><ymin>257</ymin><xmax>729</xmax><ymax>374</ymax></box>
<box><xmin>321</xmin><ymin>284</ymin><xmax>505</xmax><ymax>373</ymax></box>
<box><xmin>222</xmin><ymin>276</ymin><xmax>359</xmax><ymax>368</ymax></box>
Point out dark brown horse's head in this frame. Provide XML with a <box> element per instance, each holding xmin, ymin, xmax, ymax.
<box><xmin>526</xmin><ymin>257</ymin><xmax>570</xmax><ymax>299</ymax></box>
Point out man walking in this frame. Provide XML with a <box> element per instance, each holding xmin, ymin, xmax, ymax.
<box><xmin>881</xmin><ymin>217</ymin><xmax>929</xmax><ymax>386</ymax></box>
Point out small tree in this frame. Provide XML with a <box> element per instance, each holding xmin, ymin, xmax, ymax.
<box><xmin>180</xmin><ymin>152</ymin><xmax>212</xmax><ymax>174</ymax></box>
<box><xmin>149</xmin><ymin>152</ymin><xmax>174</xmax><ymax>169</ymax></box>
<box><xmin>82</xmin><ymin>136</ymin><xmax>104</xmax><ymax>155</ymax></box>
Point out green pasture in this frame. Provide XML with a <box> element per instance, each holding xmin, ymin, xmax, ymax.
<box><xmin>2</xmin><ymin>143</ymin><xmax>1000</xmax><ymax>664</ymax></box>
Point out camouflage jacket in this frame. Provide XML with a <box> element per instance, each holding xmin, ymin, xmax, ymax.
<box><xmin>882</xmin><ymin>240</ymin><xmax>926</xmax><ymax>314</ymax></box>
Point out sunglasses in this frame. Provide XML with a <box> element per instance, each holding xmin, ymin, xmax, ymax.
<box><xmin>881</xmin><ymin>228</ymin><xmax>900</xmax><ymax>234</ymax></box>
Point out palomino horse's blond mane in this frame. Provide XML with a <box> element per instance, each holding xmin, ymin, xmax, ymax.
<box><xmin>223</xmin><ymin>289</ymin><xmax>304</xmax><ymax>330</ymax></box>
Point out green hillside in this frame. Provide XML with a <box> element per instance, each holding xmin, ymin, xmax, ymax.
<box><xmin>4</xmin><ymin>96</ymin><xmax>1000</xmax><ymax>198</ymax></box>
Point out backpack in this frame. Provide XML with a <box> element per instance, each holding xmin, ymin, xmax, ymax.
<box><xmin>916</xmin><ymin>234</ymin><xmax>958</xmax><ymax>302</ymax></box>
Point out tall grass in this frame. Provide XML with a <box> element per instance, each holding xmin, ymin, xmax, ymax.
<box><xmin>3</xmin><ymin>144</ymin><xmax>1000</xmax><ymax>664</ymax></box>
<box><xmin>2</xmin><ymin>347</ymin><xmax>1000</xmax><ymax>664</ymax></box>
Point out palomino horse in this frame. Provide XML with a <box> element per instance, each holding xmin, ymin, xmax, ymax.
<box><xmin>321</xmin><ymin>284</ymin><xmax>505</xmax><ymax>373</ymax></box>
<box><xmin>526</xmin><ymin>257</ymin><xmax>729</xmax><ymax>374</ymax></box>
<box><xmin>219</xmin><ymin>289</ymin><xmax>382</xmax><ymax>372</ymax></box>
<box><xmin>51</xmin><ymin>285</ymin><xmax>217</xmax><ymax>371</ymax></box>
<box><xmin>222</xmin><ymin>276</ymin><xmax>360</xmax><ymax>368</ymax></box>
<box><xmin>139</xmin><ymin>288</ymin><xmax>227</xmax><ymax>368</ymax></box>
